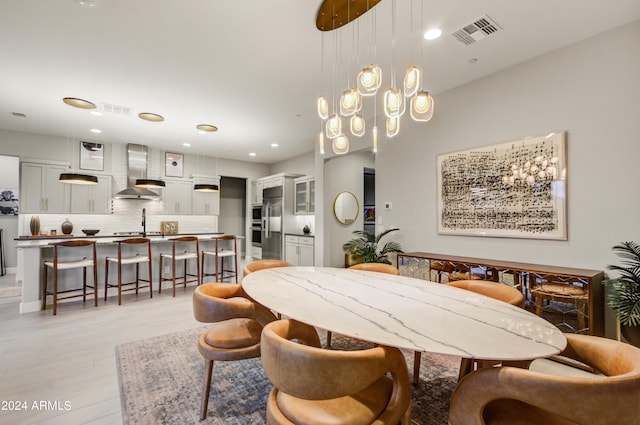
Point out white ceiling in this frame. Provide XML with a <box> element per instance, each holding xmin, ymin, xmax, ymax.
<box><xmin>0</xmin><ymin>0</ymin><xmax>638</xmax><ymax>164</ymax></box>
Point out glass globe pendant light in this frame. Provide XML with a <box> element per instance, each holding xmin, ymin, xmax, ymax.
<box><xmin>332</xmin><ymin>133</ymin><xmax>350</xmax><ymax>155</ymax></box>
<box><xmin>386</xmin><ymin>116</ymin><xmax>400</xmax><ymax>138</ymax></box>
<box><xmin>410</xmin><ymin>90</ymin><xmax>434</xmax><ymax>121</ymax></box>
<box><xmin>383</xmin><ymin>87</ymin><xmax>405</xmax><ymax>118</ymax></box>
<box><xmin>325</xmin><ymin>114</ymin><xmax>342</xmax><ymax>139</ymax></box>
<box><xmin>403</xmin><ymin>66</ymin><xmax>420</xmax><ymax>97</ymax></box>
<box><xmin>350</xmin><ymin>114</ymin><xmax>365</xmax><ymax>137</ymax></box>
<box><xmin>357</xmin><ymin>65</ymin><xmax>382</xmax><ymax>96</ymax></box>
<box><xmin>339</xmin><ymin>88</ymin><xmax>362</xmax><ymax>116</ymax></box>
<box><xmin>317</xmin><ymin>96</ymin><xmax>329</xmax><ymax>120</ymax></box>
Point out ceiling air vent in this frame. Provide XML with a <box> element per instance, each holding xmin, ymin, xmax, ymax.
<box><xmin>100</xmin><ymin>102</ymin><xmax>133</xmax><ymax>116</ymax></box>
<box><xmin>451</xmin><ymin>15</ymin><xmax>502</xmax><ymax>46</ymax></box>
<box><xmin>11</xmin><ymin>112</ymin><xmax>27</xmax><ymax>118</ymax></box>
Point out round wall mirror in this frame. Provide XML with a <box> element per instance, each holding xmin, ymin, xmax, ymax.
<box><xmin>333</xmin><ymin>191</ymin><xmax>359</xmax><ymax>225</ymax></box>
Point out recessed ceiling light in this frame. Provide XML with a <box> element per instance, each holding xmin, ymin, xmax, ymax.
<box><xmin>249</xmin><ymin>152</ymin><xmax>257</xmax><ymax>157</ymax></box>
<box><xmin>63</xmin><ymin>97</ymin><xmax>96</xmax><ymax>109</ymax></box>
<box><xmin>89</xmin><ymin>111</ymin><xmax>102</xmax><ymax>116</ymax></box>
<box><xmin>423</xmin><ymin>28</ymin><xmax>442</xmax><ymax>40</ymax></box>
<box><xmin>138</xmin><ymin>112</ymin><xmax>164</xmax><ymax>122</ymax></box>
<box><xmin>90</xmin><ymin>128</ymin><xmax>101</xmax><ymax>134</ymax></box>
<box><xmin>76</xmin><ymin>0</ymin><xmax>98</xmax><ymax>7</ymax></box>
<box><xmin>271</xmin><ymin>143</ymin><xmax>279</xmax><ymax>148</ymax></box>
<box><xmin>196</xmin><ymin>124</ymin><xmax>218</xmax><ymax>132</ymax></box>
<box><xmin>182</xmin><ymin>143</ymin><xmax>191</xmax><ymax>147</ymax></box>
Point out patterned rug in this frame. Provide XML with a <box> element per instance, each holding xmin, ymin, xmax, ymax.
<box><xmin>116</xmin><ymin>326</ymin><xmax>460</xmax><ymax>425</ymax></box>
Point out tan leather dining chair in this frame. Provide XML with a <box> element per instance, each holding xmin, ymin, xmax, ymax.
<box><xmin>327</xmin><ymin>263</ymin><xmax>401</xmax><ymax>348</ymax></box>
<box><xmin>448</xmin><ymin>333</ymin><xmax>640</xmax><ymax>425</ymax></box>
<box><xmin>261</xmin><ymin>319</ymin><xmax>412</xmax><ymax>425</ymax></box>
<box><xmin>441</xmin><ymin>279</ymin><xmax>526</xmax><ymax>380</ymax></box>
<box><xmin>242</xmin><ymin>259</ymin><xmax>290</xmax><ymax>277</ymax></box>
<box><xmin>192</xmin><ymin>283</ymin><xmax>277</xmax><ymax>420</ymax></box>
<box><xmin>349</xmin><ymin>262</ymin><xmax>400</xmax><ymax>274</ymax></box>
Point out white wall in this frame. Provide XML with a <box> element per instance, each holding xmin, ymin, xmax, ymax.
<box><xmin>323</xmin><ymin>150</ymin><xmax>375</xmax><ymax>267</ymax></box>
<box><xmin>372</xmin><ymin>21</ymin><xmax>640</xmax><ymax>334</ymax></box>
<box><xmin>270</xmin><ymin>151</ymin><xmax>315</xmax><ymax>177</ymax></box>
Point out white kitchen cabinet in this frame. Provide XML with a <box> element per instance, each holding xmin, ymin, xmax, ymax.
<box><xmin>163</xmin><ymin>179</ymin><xmax>192</xmax><ymax>214</ymax></box>
<box><xmin>251</xmin><ymin>179</ymin><xmax>263</xmax><ymax>205</ymax></box>
<box><xmin>21</xmin><ymin>162</ymin><xmax>70</xmax><ymax>213</ymax></box>
<box><xmin>294</xmin><ymin>177</ymin><xmax>315</xmax><ymax>214</ymax></box>
<box><xmin>285</xmin><ymin>234</ymin><xmax>314</xmax><ymax>266</ymax></box>
<box><xmin>263</xmin><ymin>176</ymin><xmax>283</xmax><ymax>189</ymax></box>
<box><xmin>70</xmin><ymin>174</ymin><xmax>112</xmax><ymax>213</ymax></box>
<box><xmin>193</xmin><ymin>190</ymin><xmax>220</xmax><ymax>215</ymax></box>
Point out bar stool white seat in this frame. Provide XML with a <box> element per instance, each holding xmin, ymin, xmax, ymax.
<box><xmin>158</xmin><ymin>236</ymin><xmax>200</xmax><ymax>296</ymax></box>
<box><xmin>104</xmin><ymin>237</ymin><xmax>152</xmax><ymax>305</ymax></box>
<box><xmin>42</xmin><ymin>240</ymin><xmax>98</xmax><ymax>315</ymax></box>
<box><xmin>200</xmin><ymin>235</ymin><xmax>238</xmax><ymax>283</ymax></box>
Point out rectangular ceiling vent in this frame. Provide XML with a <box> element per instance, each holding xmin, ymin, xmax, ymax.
<box><xmin>11</xmin><ymin>112</ymin><xmax>27</xmax><ymax>118</ymax></box>
<box><xmin>100</xmin><ymin>102</ymin><xmax>133</xmax><ymax>117</ymax></box>
<box><xmin>451</xmin><ymin>15</ymin><xmax>502</xmax><ymax>46</ymax></box>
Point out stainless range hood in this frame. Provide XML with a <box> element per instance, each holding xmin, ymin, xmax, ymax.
<box><xmin>114</xmin><ymin>144</ymin><xmax>162</xmax><ymax>199</ymax></box>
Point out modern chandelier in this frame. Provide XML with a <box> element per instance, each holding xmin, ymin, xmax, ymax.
<box><xmin>315</xmin><ymin>0</ymin><xmax>435</xmax><ymax>155</ymax></box>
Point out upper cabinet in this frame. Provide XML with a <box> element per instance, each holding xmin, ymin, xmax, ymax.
<box><xmin>70</xmin><ymin>175</ymin><xmax>112</xmax><ymax>214</ymax></box>
<box><xmin>294</xmin><ymin>176</ymin><xmax>315</xmax><ymax>214</ymax></box>
<box><xmin>193</xmin><ymin>176</ymin><xmax>220</xmax><ymax>215</ymax></box>
<box><xmin>251</xmin><ymin>179</ymin><xmax>263</xmax><ymax>205</ymax></box>
<box><xmin>20</xmin><ymin>162</ymin><xmax>70</xmax><ymax>213</ymax></box>
<box><xmin>163</xmin><ymin>179</ymin><xmax>193</xmax><ymax>215</ymax></box>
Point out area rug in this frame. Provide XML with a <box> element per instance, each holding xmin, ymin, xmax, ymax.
<box><xmin>116</xmin><ymin>326</ymin><xmax>460</xmax><ymax>425</ymax></box>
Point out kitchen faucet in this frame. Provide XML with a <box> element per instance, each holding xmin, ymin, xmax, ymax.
<box><xmin>142</xmin><ymin>208</ymin><xmax>146</xmax><ymax>237</ymax></box>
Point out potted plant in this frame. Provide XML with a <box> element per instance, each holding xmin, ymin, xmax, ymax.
<box><xmin>603</xmin><ymin>241</ymin><xmax>640</xmax><ymax>347</ymax></box>
<box><xmin>342</xmin><ymin>228</ymin><xmax>403</xmax><ymax>265</ymax></box>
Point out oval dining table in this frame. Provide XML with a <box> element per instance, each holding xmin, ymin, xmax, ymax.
<box><xmin>242</xmin><ymin>266</ymin><xmax>566</xmax><ymax>375</ymax></box>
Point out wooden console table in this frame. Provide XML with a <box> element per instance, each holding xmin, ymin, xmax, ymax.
<box><xmin>396</xmin><ymin>252</ymin><xmax>605</xmax><ymax>336</ymax></box>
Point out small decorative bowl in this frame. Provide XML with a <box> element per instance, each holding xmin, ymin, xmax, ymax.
<box><xmin>82</xmin><ymin>229</ymin><xmax>100</xmax><ymax>236</ymax></box>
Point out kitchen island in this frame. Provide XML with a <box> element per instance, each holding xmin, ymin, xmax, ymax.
<box><xmin>15</xmin><ymin>232</ymin><xmax>225</xmax><ymax>313</ymax></box>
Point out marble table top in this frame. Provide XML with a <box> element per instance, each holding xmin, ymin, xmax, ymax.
<box><xmin>242</xmin><ymin>267</ymin><xmax>566</xmax><ymax>360</ymax></box>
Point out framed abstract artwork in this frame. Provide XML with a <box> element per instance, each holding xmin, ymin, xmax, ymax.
<box><xmin>79</xmin><ymin>141</ymin><xmax>104</xmax><ymax>171</ymax></box>
<box><xmin>437</xmin><ymin>131</ymin><xmax>567</xmax><ymax>240</ymax></box>
<box><xmin>165</xmin><ymin>152</ymin><xmax>183</xmax><ymax>177</ymax></box>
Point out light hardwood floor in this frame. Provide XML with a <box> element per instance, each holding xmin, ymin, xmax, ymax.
<box><xmin>0</xmin><ymin>270</ymin><xmax>231</xmax><ymax>425</ymax></box>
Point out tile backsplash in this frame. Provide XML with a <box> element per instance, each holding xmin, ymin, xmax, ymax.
<box><xmin>20</xmin><ymin>198</ymin><xmax>218</xmax><ymax>236</ymax></box>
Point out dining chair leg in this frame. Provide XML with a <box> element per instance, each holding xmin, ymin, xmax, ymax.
<box><xmin>158</xmin><ymin>256</ymin><xmax>163</xmax><ymax>294</ymax></box>
<box><xmin>201</xmin><ymin>359</ymin><xmax>214</xmax><ymax>420</ymax></box>
<box><xmin>104</xmin><ymin>260</ymin><xmax>110</xmax><ymax>301</ymax></box>
<box><xmin>458</xmin><ymin>357</ymin><xmax>474</xmax><ymax>381</ymax></box>
<box><xmin>326</xmin><ymin>330</ymin><xmax>332</xmax><ymax>347</ymax></box>
<box><xmin>413</xmin><ymin>351</ymin><xmax>421</xmax><ymax>384</ymax></box>
<box><xmin>42</xmin><ymin>263</ymin><xmax>48</xmax><ymax>311</ymax></box>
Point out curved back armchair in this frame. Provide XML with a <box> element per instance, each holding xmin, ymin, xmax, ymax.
<box><xmin>348</xmin><ymin>263</ymin><xmax>400</xmax><ymax>274</ymax></box>
<box><xmin>242</xmin><ymin>259</ymin><xmax>290</xmax><ymax>277</ymax></box>
<box><xmin>444</xmin><ymin>280</ymin><xmax>525</xmax><ymax>378</ymax></box>
<box><xmin>446</xmin><ymin>279</ymin><xmax>524</xmax><ymax>308</ymax></box>
<box><xmin>449</xmin><ymin>333</ymin><xmax>640</xmax><ymax>425</ymax></box>
<box><xmin>192</xmin><ymin>283</ymin><xmax>277</xmax><ymax>419</ymax></box>
<box><xmin>261</xmin><ymin>319</ymin><xmax>412</xmax><ymax>425</ymax></box>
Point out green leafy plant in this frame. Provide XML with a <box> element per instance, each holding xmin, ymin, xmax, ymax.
<box><xmin>603</xmin><ymin>241</ymin><xmax>640</xmax><ymax>327</ymax></box>
<box><xmin>342</xmin><ymin>228</ymin><xmax>403</xmax><ymax>265</ymax></box>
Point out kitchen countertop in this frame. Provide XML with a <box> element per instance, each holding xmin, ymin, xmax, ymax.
<box><xmin>285</xmin><ymin>233</ymin><xmax>315</xmax><ymax>237</ymax></box>
<box><xmin>15</xmin><ymin>232</ymin><xmax>224</xmax><ymax>242</ymax></box>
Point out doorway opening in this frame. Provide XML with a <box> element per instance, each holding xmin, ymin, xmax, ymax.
<box><xmin>218</xmin><ymin>176</ymin><xmax>247</xmax><ymax>257</ymax></box>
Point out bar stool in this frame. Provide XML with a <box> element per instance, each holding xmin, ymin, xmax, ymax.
<box><xmin>200</xmin><ymin>235</ymin><xmax>238</xmax><ymax>283</ymax></box>
<box><xmin>104</xmin><ymin>237</ymin><xmax>152</xmax><ymax>305</ymax></box>
<box><xmin>42</xmin><ymin>240</ymin><xmax>98</xmax><ymax>315</ymax></box>
<box><xmin>158</xmin><ymin>236</ymin><xmax>200</xmax><ymax>297</ymax></box>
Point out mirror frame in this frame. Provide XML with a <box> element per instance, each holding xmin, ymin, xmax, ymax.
<box><xmin>333</xmin><ymin>191</ymin><xmax>360</xmax><ymax>225</ymax></box>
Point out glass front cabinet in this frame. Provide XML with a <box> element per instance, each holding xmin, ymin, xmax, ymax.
<box><xmin>294</xmin><ymin>177</ymin><xmax>315</xmax><ymax>214</ymax></box>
